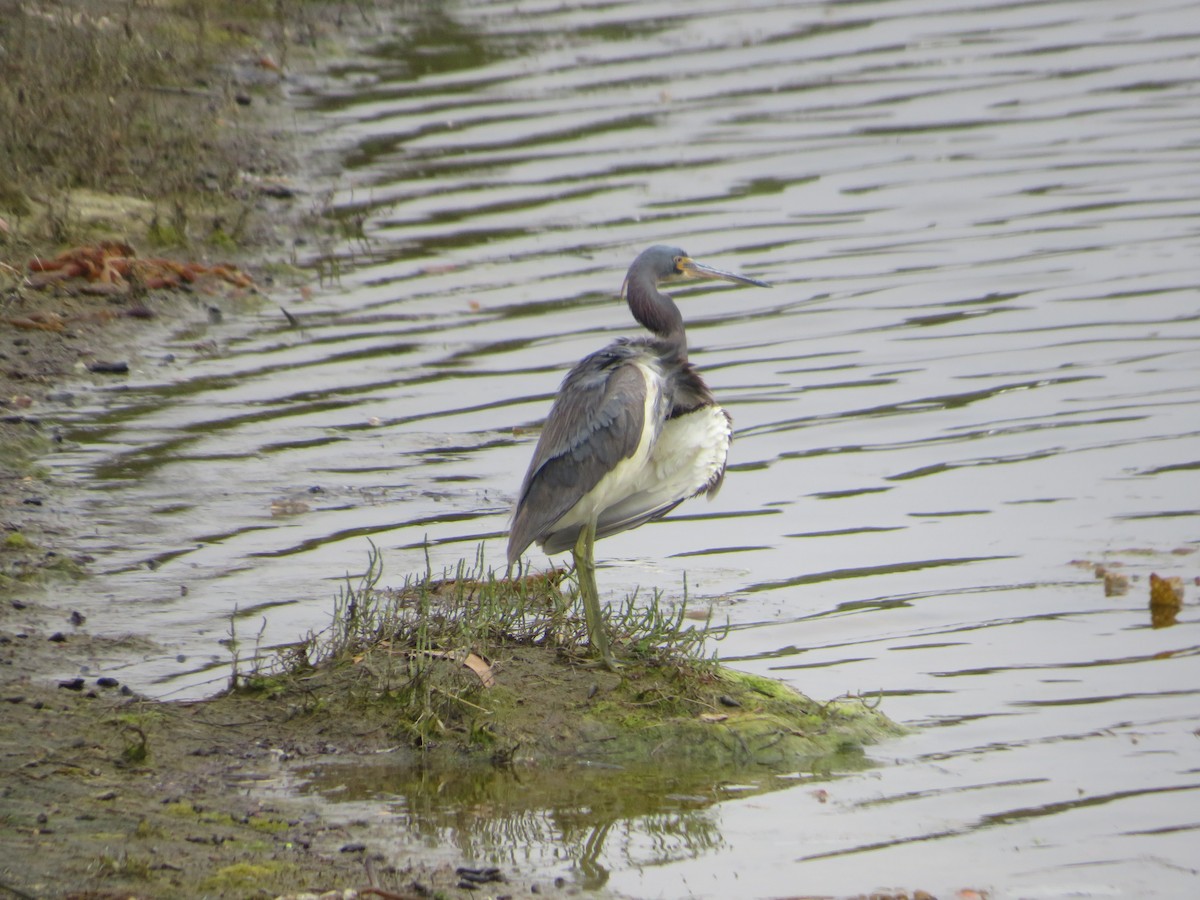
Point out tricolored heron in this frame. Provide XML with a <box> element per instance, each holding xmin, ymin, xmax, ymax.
<box><xmin>507</xmin><ymin>245</ymin><xmax>769</xmax><ymax>668</ymax></box>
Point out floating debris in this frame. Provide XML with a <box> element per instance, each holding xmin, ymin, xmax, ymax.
<box><xmin>1103</xmin><ymin>568</ymin><xmax>1130</xmax><ymax>596</ymax></box>
<box><xmin>270</xmin><ymin>498</ymin><xmax>311</xmax><ymax>517</ymax></box>
<box><xmin>1149</xmin><ymin>573</ymin><xmax>1184</xmax><ymax>628</ymax></box>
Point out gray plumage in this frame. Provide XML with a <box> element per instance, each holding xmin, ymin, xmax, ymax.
<box><xmin>505</xmin><ymin>245</ymin><xmax>768</xmax><ymax>666</ymax></box>
<box><xmin>509</xmin><ymin>338</ymin><xmax>728</xmax><ymax>559</ymax></box>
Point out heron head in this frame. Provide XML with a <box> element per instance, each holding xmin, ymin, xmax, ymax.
<box><xmin>622</xmin><ymin>245</ymin><xmax>769</xmax><ymax>300</ymax></box>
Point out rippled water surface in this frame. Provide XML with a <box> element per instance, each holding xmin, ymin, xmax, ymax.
<box><xmin>49</xmin><ymin>0</ymin><xmax>1200</xmax><ymax>897</ymax></box>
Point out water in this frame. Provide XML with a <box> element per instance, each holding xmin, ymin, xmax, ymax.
<box><xmin>45</xmin><ymin>0</ymin><xmax>1200</xmax><ymax>896</ymax></box>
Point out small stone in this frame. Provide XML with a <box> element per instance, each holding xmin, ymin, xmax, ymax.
<box><xmin>48</xmin><ymin>632</ymin><xmax>67</xmax><ymax>643</ymax></box>
<box><xmin>260</xmin><ymin>183</ymin><xmax>295</xmax><ymax>199</ymax></box>
<box><xmin>339</xmin><ymin>842</ymin><xmax>366</xmax><ymax>853</ymax></box>
<box><xmin>96</xmin><ymin>677</ymin><xmax>119</xmax><ymax>688</ymax></box>
<box><xmin>69</xmin><ymin>610</ymin><xmax>86</xmax><ymax>626</ymax></box>
<box><xmin>58</xmin><ymin>678</ymin><xmax>85</xmax><ymax>691</ymax></box>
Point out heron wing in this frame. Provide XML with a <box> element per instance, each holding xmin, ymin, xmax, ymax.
<box><xmin>508</xmin><ymin>345</ymin><xmax>662</xmax><ymax>563</ymax></box>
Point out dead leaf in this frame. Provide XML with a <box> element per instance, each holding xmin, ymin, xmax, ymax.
<box><xmin>415</xmin><ymin>650</ymin><xmax>495</xmax><ymax>688</ymax></box>
<box><xmin>461</xmin><ymin>652</ymin><xmax>495</xmax><ymax>688</ymax></box>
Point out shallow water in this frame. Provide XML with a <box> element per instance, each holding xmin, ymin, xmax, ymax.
<box><xmin>46</xmin><ymin>0</ymin><xmax>1200</xmax><ymax>897</ymax></box>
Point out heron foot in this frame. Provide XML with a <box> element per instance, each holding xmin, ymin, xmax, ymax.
<box><xmin>580</xmin><ymin>652</ymin><xmax>624</xmax><ymax>672</ymax></box>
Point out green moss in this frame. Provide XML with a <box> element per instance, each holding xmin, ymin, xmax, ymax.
<box><xmin>95</xmin><ymin>852</ymin><xmax>153</xmax><ymax>881</ymax></box>
<box><xmin>720</xmin><ymin>668</ymin><xmax>797</xmax><ymax>699</ymax></box>
<box><xmin>161</xmin><ymin>799</ymin><xmax>289</xmax><ymax>834</ymax></box>
<box><xmin>208</xmin><ymin>227</ymin><xmax>238</xmax><ymax>252</ymax></box>
<box><xmin>237</xmin><ymin>674</ymin><xmax>289</xmax><ymax>697</ymax></box>
<box><xmin>568</xmin><ymin>663</ymin><xmax>903</xmax><ymax>769</ymax></box>
<box><xmin>146</xmin><ymin>217</ymin><xmax>187</xmax><ymax>249</ymax></box>
<box><xmin>134</xmin><ymin>819</ymin><xmax>164</xmax><ymax>839</ymax></box>
<box><xmin>41</xmin><ymin>554</ymin><xmax>87</xmax><ymax>579</ymax></box>
<box><xmin>3</xmin><ymin>532</ymin><xmax>34</xmax><ymax>550</ymax></box>
<box><xmin>0</xmin><ymin>425</ymin><xmax>51</xmax><ymax>479</ymax></box>
<box><xmin>246</xmin><ymin>816</ymin><xmax>291</xmax><ymax>834</ymax></box>
<box><xmin>200</xmin><ymin>862</ymin><xmax>283</xmax><ymax>891</ymax></box>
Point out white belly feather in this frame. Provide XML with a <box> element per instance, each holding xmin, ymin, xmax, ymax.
<box><xmin>549</xmin><ymin>360</ymin><xmax>731</xmax><ymax>546</ymax></box>
<box><xmin>642</xmin><ymin>404</ymin><xmax>731</xmax><ymax>503</ymax></box>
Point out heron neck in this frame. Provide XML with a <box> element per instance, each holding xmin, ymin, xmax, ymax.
<box><xmin>629</xmin><ymin>287</ymin><xmax>688</xmax><ymax>361</ymax></box>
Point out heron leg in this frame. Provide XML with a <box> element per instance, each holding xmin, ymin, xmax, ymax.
<box><xmin>572</xmin><ymin>519</ymin><xmax>617</xmax><ymax>669</ymax></box>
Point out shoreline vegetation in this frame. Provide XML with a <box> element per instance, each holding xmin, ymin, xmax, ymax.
<box><xmin>1</xmin><ymin>3</ymin><xmax>902</xmax><ymax>897</ymax></box>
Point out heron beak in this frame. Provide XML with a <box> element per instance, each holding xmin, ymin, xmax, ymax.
<box><xmin>678</xmin><ymin>257</ymin><xmax>770</xmax><ymax>288</ymax></box>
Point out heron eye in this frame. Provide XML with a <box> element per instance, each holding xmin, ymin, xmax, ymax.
<box><xmin>673</xmin><ymin>256</ymin><xmax>684</xmax><ymax>270</ymax></box>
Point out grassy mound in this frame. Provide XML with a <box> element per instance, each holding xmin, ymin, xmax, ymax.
<box><xmin>214</xmin><ymin>547</ymin><xmax>904</xmax><ymax>773</ymax></box>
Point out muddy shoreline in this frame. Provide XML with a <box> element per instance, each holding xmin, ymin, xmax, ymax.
<box><xmin>0</xmin><ymin>5</ymin><xmax>549</xmax><ymax>897</ymax></box>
